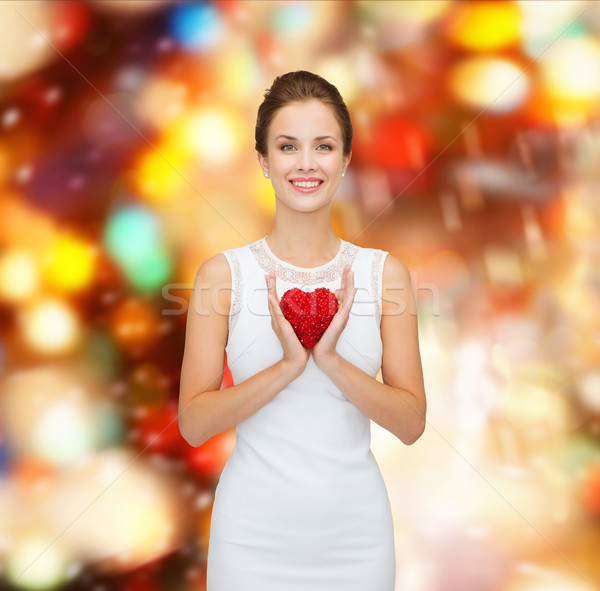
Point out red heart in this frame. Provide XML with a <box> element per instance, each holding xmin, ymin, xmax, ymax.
<box><xmin>279</xmin><ymin>287</ymin><xmax>339</xmax><ymax>349</ymax></box>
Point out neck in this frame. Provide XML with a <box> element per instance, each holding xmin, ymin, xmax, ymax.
<box><xmin>267</xmin><ymin>206</ymin><xmax>340</xmax><ymax>266</ymax></box>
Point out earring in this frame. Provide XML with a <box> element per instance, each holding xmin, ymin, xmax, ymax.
<box><xmin>264</xmin><ymin>171</ymin><xmax>269</xmax><ymax>178</ymax></box>
<box><xmin>342</xmin><ymin>171</ymin><xmax>345</xmax><ymax>177</ymax></box>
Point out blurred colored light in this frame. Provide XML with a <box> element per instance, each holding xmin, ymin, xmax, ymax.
<box><xmin>0</xmin><ymin>195</ymin><xmax>55</xmax><ymax>252</ymax></box>
<box><xmin>50</xmin><ymin>0</ymin><xmax>91</xmax><ymax>51</ymax></box>
<box><xmin>578</xmin><ymin>371</ymin><xmax>600</xmax><ymax>413</ymax></box>
<box><xmin>128</xmin><ymin>362</ymin><xmax>170</xmax><ymax>409</ymax></box>
<box><xmin>500</xmin><ymin>378</ymin><xmax>568</xmax><ymax>430</ymax></box>
<box><xmin>0</xmin><ymin>431</ymin><xmax>11</xmax><ymax>475</ymax></box>
<box><xmin>0</xmin><ymin>364</ymin><xmax>108</xmax><ymax>467</ymax></box>
<box><xmin>560</xmin><ymin>436</ymin><xmax>600</xmax><ymax>478</ymax></box>
<box><xmin>359</xmin><ymin>0</ymin><xmax>452</xmax><ymax>47</ymax></box>
<box><xmin>422</xmin><ymin>250</ymin><xmax>470</xmax><ymax>296</ymax></box>
<box><xmin>5</xmin><ymin>530</ymin><xmax>70</xmax><ymax>590</ymax></box>
<box><xmin>132</xmin><ymin>400</ymin><xmax>187</xmax><ymax>456</ymax></box>
<box><xmin>104</xmin><ymin>206</ymin><xmax>160</xmax><ymax>266</ymax></box>
<box><xmin>169</xmin><ymin>2</ymin><xmax>224</xmax><ymax>51</ymax></box>
<box><xmin>519</xmin><ymin>0</ymin><xmax>587</xmax><ymax>56</ymax></box>
<box><xmin>0</xmin><ymin>249</ymin><xmax>39</xmax><ymax>302</ymax></box>
<box><xmin>446</xmin><ymin>1</ymin><xmax>521</xmax><ymax>51</ymax></box>
<box><xmin>580</xmin><ymin>463</ymin><xmax>600</xmax><ymax>516</ymax></box>
<box><xmin>19</xmin><ymin>299</ymin><xmax>80</xmax><ymax>354</ymax></box>
<box><xmin>95</xmin><ymin>399</ymin><xmax>126</xmax><ymax>448</ymax></box>
<box><xmin>361</xmin><ymin>0</ymin><xmax>451</xmax><ymax>26</ymax></box>
<box><xmin>0</xmin><ymin>1</ymin><xmax>54</xmax><ymax>80</ymax></box>
<box><xmin>271</xmin><ymin>2</ymin><xmax>313</xmax><ymax>34</ymax></box>
<box><xmin>81</xmin><ymin>330</ymin><xmax>121</xmax><ymax>378</ymax></box>
<box><xmin>219</xmin><ymin>45</ymin><xmax>261</xmax><ymax>97</ymax></box>
<box><xmin>123</xmin><ymin>244</ymin><xmax>172</xmax><ymax>292</ymax></box>
<box><xmin>564</xmin><ymin>186</ymin><xmax>597</xmax><ymax>238</ymax></box>
<box><xmin>316</xmin><ymin>56</ymin><xmax>361</xmax><ymax>104</ymax></box>
<box><xmin>45</xmin><ymin>449</ymin><xmax>185</xmax><ymax>569</ymax></box>
<box><xmin>186</xmin><ymin>430</ymin><xmax>235</xmax><ymax>479</ymax></box>
<box><xmin>450</xmin><ymin>57</ymin><xmax>529</xmax><ymax>112</ymax></box>
<box><xmin>0</xmin><ymin>143</ymin><xmax>9</xmax><ymax>186</ymax></box>
<box><xmin>540</xmin><ymin>36</ymin><xmax>600</xmax><ymax>105</ymax></box>
<box><xmin>508</xmin><ymin>569</ymin><xmax>597</xmax><ymax>591</ymax></box>
<box><xmin>169</xmin><ymin>107</ymin><xmax>245</xmax><ymax>167</ymax></box>
<box><xmin>12</xmin><ymin>457</ymin><xmax>55</xmax><ymax>490</ymax></box>
<box><xmin>134</xmin><ymin>147</ymin><xmax>189</xmax><ymax>205</ymax></box>
<box><xmin>484</xmin><ymin>246</ymin><xmax>523</xmax><ymax>287</ymax></box>
<box><xmin>109</xmin><ymin>297</ymin><xmax>159</xmax><ymax>351</ymax></box>
<box><xmin>137</xmin><ymin>76</ymin><xmax>188</xmax><ymax>129</ymax></box>
<box><xmin>92</xmin><ymin>0</ymin><xmax>168</xmax><ymax>13</ymax></box>
<box><xmin>251</xmin><ymin>169</ymin><xmax>276</xmax><ymax>216</ymax></box>
<box><xmin>355</xmin><ymin>116</ymin><xmax>431</xmax><ymax>169</ymax></box>
<box><xmin>104</xmin><ymin>206</ymin><xmax>172</xmax><ymax>292</ymax></box>
<box><xmin>83</xmin><ymin>92</ymin><xmax>141</xmax><ymax>149</ymax></box>
<box><xmin>35</xmin><ymin>402</ymin><xmax>96</xmax><ymax>465</ymax></box>
<box><xmin>42</xmin><ymin>234</ymin><xmax>97</xmax><ymax>293</ymax></box>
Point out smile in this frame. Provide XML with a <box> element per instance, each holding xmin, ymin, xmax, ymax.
<box><xmin>290</xmin><ymin>179</ymin><xmax>323</xmax><ymax>193</ymax></box>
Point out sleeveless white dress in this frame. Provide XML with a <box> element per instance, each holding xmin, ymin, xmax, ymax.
<box><xmin>206</xmin><ymin>236</ymin><xmax>395</xmax><ymax>590</ymax></box>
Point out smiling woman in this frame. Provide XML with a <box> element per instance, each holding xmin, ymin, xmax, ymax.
<box><xmin>178</xmin><ymin>71</ymin><xmax>426</xmax><ymax>591</ymax></box>
<box><xmin>254</xmin><ymin>70</ymin><xmax>353</xmax><ymax>156</ymax></box>
<box><xmin>257</xmin><ymin>99</ymin><xmax>350</xmax><ymax>215</ymax></box>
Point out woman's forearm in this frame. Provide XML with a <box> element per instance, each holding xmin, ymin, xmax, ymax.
<box><xmin>316</xmin><ymin>353</ymin><xmax>426</xmax><ymax>445</ymax></box>
<box><xmin>179</xmin><ymin>359</ymin><xmax>303</xmax><ymax>447</ymax></box>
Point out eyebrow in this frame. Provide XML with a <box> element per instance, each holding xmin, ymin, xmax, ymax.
<box><xmin>275</xmin><ymin>135</ymin><xmax>338</xmax><ymax>142</ymax></box>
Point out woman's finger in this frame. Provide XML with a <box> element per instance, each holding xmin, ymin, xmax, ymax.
<box><xmin>345</xmin><ymin>270</ymin><xmax>356</xmax><ymax>310</ymax></box>
<box><xmin>338</xmin><ymin>268</ymin><xmax>352</xmax><ymax>310</ymax></box>
<box><xmin>267</xmin><ymin>293</ymin><xmax>276</xmax><ymax>329</ymax></box>
<box><xmin>265</xmin><ymin>274</ymin><xmax>280</xmax><ymax>312</ymax></box>
<box><xmin>266</xmin><ymin>283</ymin><xmax>280</xmax><ymax>320</ymax></box>
<box><xmin>340</xmin><ymin>265</ymin><xmax>348</xmax><ymax>293</ymax></box>
<box><xmin>268</xmin><ymin>293</ymin><xmax>282</xmax><ymax>324</ymax></box>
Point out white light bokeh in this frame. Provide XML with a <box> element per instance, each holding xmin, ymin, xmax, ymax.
<box><xmin>450</xmin><ymin>57</ymin><xmax>530</xmax><ymax>112</ymax></box>
<box><xmin>44</xmin><ymin>448</ymin><xmax>186</xmax><ymax>570</ymax></box>
<box><xmin>17</xmin><ymin>299</ymin><xmax>81</xmax><ymax>355</ymax></box>
<box><xmin>1</xmin><ymin>364</ymin><xmax>110</xmax><ymax>467</ymax></box>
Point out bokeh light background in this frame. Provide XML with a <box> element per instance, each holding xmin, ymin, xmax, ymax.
<box><xmin>1</xmin><ymin>1</ymin><xmax>600</xmax><ymax>590</ymax></box>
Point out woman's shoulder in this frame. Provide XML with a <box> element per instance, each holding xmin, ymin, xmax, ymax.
<box><xmin>196</xmin><ymin>238</ymin><xmax>263</xmax><ymax>284</ymax></box>
<box><xmin>381</xmin><ymin>252</ymin><xmax>409</xmax><ymax>276</ymax></box>
<box><xmin>348</xmin><ymin>242</ymin><xmax>392</xmax><ymax>269</ymax></box>
<box><xmin>196</xmin><ymin>252</ymin><xmax>231</xmax><ymax>286</ymax></box>
<box><xmin>355</xmin><ymin>245</ymin><xmax>409</xmax><ymax>280</ymax></box>
<box><xmin>380</xmin><ymin>253</ymin><xmax>414</xmax><ymax>315</ymax></box>
<box><xmin>379</xmin><ymin>253</ymin><xmax>412</xmax><ymax>291</ymax></box>
<box><xmin>349</xmin><ymin>241</ymin><xmax>389</xmax><ymax>256</ymax></box>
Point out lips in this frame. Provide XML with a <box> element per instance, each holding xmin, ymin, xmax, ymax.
<box><xmin>289</xmin><ymin>178</ymin><xmax>324</xmax><ymax>193</ymax></box>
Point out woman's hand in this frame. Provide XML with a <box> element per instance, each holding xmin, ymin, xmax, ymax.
<box><xmin>265</xmin><ymin>272</ymin><xmax>310</xmax><ymax>374</ymax></box>
<box><xmin>312</xmin><ymin>264</ymin><xmax>357</xmax><ymax>369</ymax></box>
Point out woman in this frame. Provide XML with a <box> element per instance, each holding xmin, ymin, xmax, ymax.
<box><xmin>178</xmin><ymin>71</ymin><xmax>426</xmax><ymax>590</ymax></box>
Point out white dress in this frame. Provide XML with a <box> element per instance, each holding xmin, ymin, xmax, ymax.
<box><xmin>206</xmin><ymin>236</ymin><xmax>396</xmax><ymax>590</ymax></box>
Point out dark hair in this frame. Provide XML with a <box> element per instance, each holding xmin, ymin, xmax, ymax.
<box><xmin>255</xmin><ymin>70</ymin><xmax>353</xmax><ymax>156</ymax></box>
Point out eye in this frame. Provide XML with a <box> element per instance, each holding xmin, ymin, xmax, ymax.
<box><xmin>281</xmin><ymin>144</ymin><xmax>296</xmax><ymax>151</ymax></box>
<box><xmin>317</xmin><ymin>144</ymin><xmax>333</xmax><ymax>151</ymax></box>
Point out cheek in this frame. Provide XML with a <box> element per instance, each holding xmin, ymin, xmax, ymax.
<box><xmin>329</xmin><ymin>159</ymin><xmax>345</xmax><ymax>174</ymax></box>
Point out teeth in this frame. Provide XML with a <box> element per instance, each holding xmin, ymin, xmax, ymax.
<box><xmin>293</xmin><ymin>181</ymin><xmax>321</xmax><ymax>188</ymax></box>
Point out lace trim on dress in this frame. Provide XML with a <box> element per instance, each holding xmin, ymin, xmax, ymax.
<box><xmin>222</xmin><ymin>249</ymin><xmax>242</xmax><ymax>337</ymax></box>
<box><xmin>372</xmin><ymin>250</ymin><xmax>388</xmax><ymax>327</ymax></box>
<box><xmin>248</xmin><ymin>237</ymin><xmax>360</xmax><ymax>286</ymax></box>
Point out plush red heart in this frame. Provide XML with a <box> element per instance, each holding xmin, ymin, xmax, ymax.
<box><xmin>279</xmin><ymin>287</ymin><xmax>339</xmax><ymax>349</ymax></box>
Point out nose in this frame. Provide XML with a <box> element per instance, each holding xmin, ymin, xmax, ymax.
<box><xmin>296</xmin><ymin>148</ymin><xmax>316</xmax><ymax>172</ymax></box>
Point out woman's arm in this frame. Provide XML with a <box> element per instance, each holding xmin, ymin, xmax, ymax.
<box><xmin>313</xmin><ymin>255</ymin><xmax>427</xmax><ymax>445</ymax></box>
<box><xmin>178</xmin><ymin>254</ymin><xmax>305</xmax><ymax>447</ymax></box>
